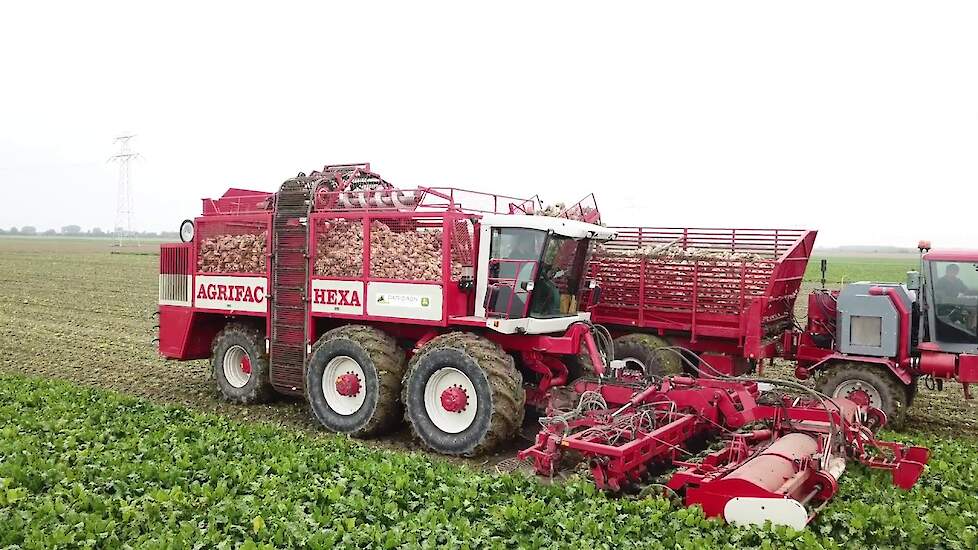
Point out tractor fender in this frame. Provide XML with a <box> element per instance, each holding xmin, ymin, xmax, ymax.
<box><xmin>809</xmin><ymin>353</ymin><xmax>913</xmax><ymax>386</ymax></box>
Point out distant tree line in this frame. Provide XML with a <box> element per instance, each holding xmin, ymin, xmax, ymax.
<box><xmin>0</xmin><ymin>226</ymin><xmax>178</xmax><ymax>239</ymax></box>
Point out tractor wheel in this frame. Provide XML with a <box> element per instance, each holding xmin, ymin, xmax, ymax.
<box><xmin>612</xmin><ymin>333</ymin><xmax>683</xmax><ymax>377</ymax></box>
<box><xmin>211</xmin><ymin>323</ymin><xmax>273</xmax><ymax>405</ymax></box>
<box><xmin>402</xmin><ymin>332</ymin><xmax>525</xmax><ymax>457</ymax></box>
<box><xmin>305</xmin><ymin>325</ymin><xmax>406</xmax><ymax>437</ymax></box>
<box><xmin>815</xmin><ymin>363</ymin><xmax>910</xmax><ymax>430</ymax></box>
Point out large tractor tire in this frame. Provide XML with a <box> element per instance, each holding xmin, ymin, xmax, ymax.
<box><xmin>211</xmin><ymin>323</ymin><xmax>274</xmax><ymax>404</ymax></box>
<box><xmin>612</xmin><ymin>333</ymin><xmax>683</xmax><ymax>377</ymax></box>
<box><xmin>402</xmin><ymin>332</ymin><xmax>525</xmax><ymax>457</ymax></box>
<box><xmin>305</xmin><ymin>325</ymin><xmax>406</xmax><ymax>437</ymax></box>
<box><xmin>815</xmin><ymin>362</ymin><xmax>911</xmax><ymax>430</ymax></box>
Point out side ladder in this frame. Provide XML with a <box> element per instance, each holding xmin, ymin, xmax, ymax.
<box><xmin>269</xmin><ymin>177</ymin><xmax>311</xmax><ymax>394</ymax></box>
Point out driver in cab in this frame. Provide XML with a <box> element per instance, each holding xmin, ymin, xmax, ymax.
<box><xmin>935</xmin><ymin>263</ymin><xmax>978</xmax><ymax>337</ymax></box>
<box><xmin>935</xmin><ymin>264</ymin><xmax>973</xmax><ymax>298</ymax></box>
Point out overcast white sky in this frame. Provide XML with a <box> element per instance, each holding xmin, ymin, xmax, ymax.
<box><xmin>0</xmin><ymin>1</ymin><xmax>974</xmax><ymax>247</ymax></box>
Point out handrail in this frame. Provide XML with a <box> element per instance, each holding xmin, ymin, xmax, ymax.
<box><xmin>485</xmin><ymin>258</ymin><xmax>539</xmax><ymax>319</ymax></box>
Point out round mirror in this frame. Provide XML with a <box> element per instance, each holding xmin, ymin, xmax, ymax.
<box><xmin>179</xmin><ymin>219</ymin><xmax>195</xmax><ymax>242</ymax></box>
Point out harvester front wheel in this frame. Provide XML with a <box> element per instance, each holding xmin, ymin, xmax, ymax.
<box><xmin>402</xmin><ymin>332</ymin><xmax>524</xmax><ymax>457</ymax></box>
<box><xmin>211</xmin><ymin>323</ymin><xmax>273</xmax><ymax>404</ymax></box>
<box><xmin>612</xmin><ymin>333</ymin><xmax>683</xmax><ymax>377</ymax></box>
<box><xmin>305</xmin><ymin>325</ymin><xmax>406</xmax><ymax>437</ymax></box>
<box><xmin>815</xmin><ymin>363</ymin><xmax>910</xmax><ymax>430</ymax></box>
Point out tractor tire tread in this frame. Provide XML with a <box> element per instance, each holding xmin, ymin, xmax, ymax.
<box><xmin>403</xmin><ymin>331</ymin><xmax>525</xmax><ymax>456</ymax></box>
<box><xmin>613</xmin><ymin>333</ymin><xmax>683</xmax><ymax>376</ymax></box>
<box><xmin>815</xmin><ymin>362</ymin><xmax>910</xmax><ymax>430</ymax></box>
<box><xmin>211</xmin><ymin>322</ymin><xmax>273</xmax><ymax>405</ymax></box>
<box><xmin>307</xmin><ymin>324</ymin><xmax>406</xmax><ymax>437</ymax></box>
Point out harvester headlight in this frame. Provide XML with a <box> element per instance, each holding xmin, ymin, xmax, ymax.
<box><xmin>179</xmin><ymin>219</ymin><xmax>195</xmax><ymax>242</ymax></box>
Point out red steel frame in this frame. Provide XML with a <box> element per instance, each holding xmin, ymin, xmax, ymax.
<box><xmin>158</xmin><ymin>205</ymin><xmax>272</xmax><ymax>360</ymax></box>
<box><xmin>192</xmin><ymin>213</ymin><xmax>272</xmax><ymax>319</ymax></box>
<box><xmin>586</xmin><ymin>227</ymin><xmax>817</xmax><ymax>365</ymax></box>
<box><xmin>519</xmin><ymin>375</ymin><xmax>929</xmax><ymax>521</ymax></box>
<box><xmin>159</xmin><ymin>184</ymin><xmax>600</xmax><ymax>372</ymax></box>
<box><xmin>305</xmin><ymin>208</ymin><xmax>473</xmax><ymax>333</ymax></box>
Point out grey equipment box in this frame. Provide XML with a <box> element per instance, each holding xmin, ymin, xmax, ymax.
<box><xmin>836</xmin><ymin>282</ymin><xmax>914</xmax><ymax>358</ymax></box>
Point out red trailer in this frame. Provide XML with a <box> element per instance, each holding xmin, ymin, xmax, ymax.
<box><xmin>585</xmin><ymin>227</ymin><xmax>817</xmax><ymax>377</ymax></box>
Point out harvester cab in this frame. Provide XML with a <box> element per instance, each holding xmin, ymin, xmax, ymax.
<box><xmin>476</xmin><ymin>214</ymin><xmax>616</xmax><ymax>334</ymax></box>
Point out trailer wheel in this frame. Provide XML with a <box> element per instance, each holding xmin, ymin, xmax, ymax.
<box><xmin>305</xmin><ymin>325</ymin><xmax>406</xmax><ymax>437</ymax></box>
<box><xmin>402</xmin><ymin>332</ymin><xmax>524</xmax><ymax>456</ymax></box>
<box><xmin>211</xmin><ymin>323</ymin><xmax>273</xmax><ymax>404</ymax></box>
<box><xmin>815</xmin><ymin>363</ymin><xmax>910</xmax><ymax>429</ymax></box>
<box><xmin>613</xmin><ymin>333</ymin><xmax>683</xmax><ymax>377</ymax></box>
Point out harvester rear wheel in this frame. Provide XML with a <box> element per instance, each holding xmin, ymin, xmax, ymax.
<box><xmin>402</xmin><ymin>332</ymin><xmax>524</xmax><ymax>457</ymax></box>
<box><xmin>305</xmin><ymin>325</ymin><xmax>406</xmax><ymax>437</ymax></box>
<box><xmin>815</xmin><ymin>362</ymin><xmax>910</xmax><ymax>430</ymax></box>
<box><xmin>569</xmin><ymin>333</ymin><xmax>682</xmax><ymax>379</ymax></box>
<box><xmin>211</xmin><ymin>323</ymin><xmax>273</xmax><ymax>404</ymax></box>
<box><xmin>612</xmin><ymin>333</ymin><xmax>683</xmax><ymax>377</ymax></box>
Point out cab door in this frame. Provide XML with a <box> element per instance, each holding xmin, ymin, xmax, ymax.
<box><xmin>928</xmin><ymin>260</ymin><xmax>978</xmax><ymax>347</ymax></box>
<box><xmin>483</xmin><ymin>227</ymin><xmax>545</xmax><ymax>318</ymax></box>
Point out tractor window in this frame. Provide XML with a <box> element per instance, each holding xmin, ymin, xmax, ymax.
<box><xmin>931</xmin><ymin>261</ymin><xmax>978</xmax><ymax>344</ymax></box>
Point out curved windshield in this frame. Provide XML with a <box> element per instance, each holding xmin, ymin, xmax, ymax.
<box><xmin>529</xmin><ymin>235</ymin><xmax>589</xmax><ymax>318</ymax></box>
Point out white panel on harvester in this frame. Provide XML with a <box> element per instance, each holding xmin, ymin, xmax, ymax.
<box><xmin>193</xmin><ymin>275</ymin><xmax>268</xmax><ymax>313</ymax></box>
<box><xmin>311</xmin><ymin>279</ymin><xmax>365</xmax><ymax>315</ymax></box>
<box><xmin>367</xmin><ymin>282</ymin><xmax>443</xmax><ymax>321</ymax></box>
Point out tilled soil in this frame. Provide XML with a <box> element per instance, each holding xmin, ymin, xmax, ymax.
<box><xmin>0</xmin><ymin>237</ymin><xmax>973</xmax><ymax>472</ymax></box>
<box><xmin>0</xmin><ymin>238</ymin><xmax>531</xmax><ymax>472</ymax></box>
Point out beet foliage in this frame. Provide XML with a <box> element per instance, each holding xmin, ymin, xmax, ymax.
<box><xmin>1</xmin><ymin>375</ymin><xmax>975</xmax><ymax>549</ymax></box>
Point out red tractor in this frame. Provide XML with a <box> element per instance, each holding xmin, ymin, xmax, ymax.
<box><xmin>158</xmin><ymin>164</ymin><xmax>928</xmax><ymax>528</ymax></box>
<box><xmin>792</xmin><ymin>244</ymin><xmax>978</xmax><ymax>427</ymax></box>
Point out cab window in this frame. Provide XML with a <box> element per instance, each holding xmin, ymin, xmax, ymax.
<box><xmin>931</xmin><ymin>261</ymin><xmax>978</xmax><ymax>344</ymax></box>
<box><xmin>529</xmin><ymin>235</ymin><xmax>589</xmax><ymax>318</ymax></box>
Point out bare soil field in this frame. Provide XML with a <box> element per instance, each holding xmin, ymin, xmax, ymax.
<box><xmin>0</xmin><ymin>236</ymin><xmax>974</xmax><ymax>455</ymax></box>
<box><xmin>0</xmin><ymin>237</ymin><xmax>528</xmax><ymax>469</ymax></box>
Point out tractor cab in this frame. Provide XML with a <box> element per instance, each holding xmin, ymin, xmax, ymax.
<box><xmin>475</xmin><ymin>214</ymin><xmax>616</xmax><ymax>334</ymax></box>
<box><xmin>921</xmin><ymin>250</ymin><xmax>978</xmax><ymax>351</ymax></box>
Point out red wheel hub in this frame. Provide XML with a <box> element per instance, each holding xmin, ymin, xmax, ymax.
<box><xmin>440</xmin><ymin>385</ymin><xmax>468</xmax><ymax>413</ymax></box>
<box><xmin>241</xmin><ymin>356</ymin><xmax>252</xmax><ymax>375</ymax></box>
<box><xmin>846</xmin><ymin>388</ymin><xmax>872</xmax><ymax>407</ymax></box>
<box><xmin>335</xmin><ymin>372</ymin><xmax>361</xmax><ymax>397</ymax></box>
